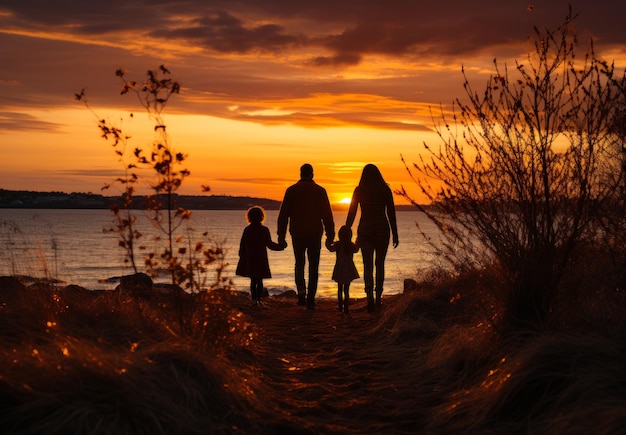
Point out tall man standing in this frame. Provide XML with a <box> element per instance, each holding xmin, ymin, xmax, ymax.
<box><xmin>278</xmin><ymin>164</ymin><xmax>335</xmax><ymax>309</ymax></box>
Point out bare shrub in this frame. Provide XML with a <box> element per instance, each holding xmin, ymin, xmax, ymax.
<box><xmin>399</xmin><ymin>10</ymin><xmax>626</xmax><ymax>332</ymax></box>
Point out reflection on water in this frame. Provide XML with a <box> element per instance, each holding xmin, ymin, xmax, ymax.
<box><xmin>0</xmin><ymin>209</ymin><xmax>440</xmax><ymax>297</ymax></box>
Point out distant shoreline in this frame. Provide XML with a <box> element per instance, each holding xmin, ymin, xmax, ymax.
<box><xmin>0</xmin><ymin>188</ymin><xmax>281</xmax><ymax>210</ymax></box>
<box><xmin>0</xmin><ymin>188</ymin><xmax>418</xmax><ymax>211</ymax></box>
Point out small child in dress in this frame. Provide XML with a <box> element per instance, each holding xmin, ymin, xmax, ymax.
<box><xmin>236</xmin><ymin>206</ymin><xmax>284</xmax><ymax>305</ymax></box>
<box><xmin>328</xmin><ymin>225</ymin><xmax>360</xmax><ymax>314</ymax></box>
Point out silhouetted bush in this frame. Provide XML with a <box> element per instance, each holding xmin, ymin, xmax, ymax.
<box><xmin>400</xmin><ymin>10</ymin><xmax>626</xmax><ymax>333</ymax></box>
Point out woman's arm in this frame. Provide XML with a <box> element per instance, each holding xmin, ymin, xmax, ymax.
<box><xmin>386</xmin><ymin>188</ymin><xmax>399</xmax><ymax>247</ymax></box>
<box><xmin>345</xmin><ymin>187</ymin><xmax>359</xmax><ymax>227</ymax></box>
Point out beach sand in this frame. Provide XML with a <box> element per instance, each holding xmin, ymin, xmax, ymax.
<box><xmin>223</xmin><ymin>290</ymin><xmax>431</xmax><ymax>433</ymax></box>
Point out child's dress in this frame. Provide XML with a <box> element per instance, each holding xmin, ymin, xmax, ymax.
<box><xmin>331</xmin><ymin>243</ymin><xmax>360</xmax><ymax>284</ymax></box>
<box><xmin>236</xmin><ymin>222</ymin><xmax>280</xmax><ymax>279</ymax></box>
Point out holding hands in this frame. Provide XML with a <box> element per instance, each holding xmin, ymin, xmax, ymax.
<box><xmin>325</xmin><ymin>237</ymin><xmax>333</xmax><ymax>251</ymax></box>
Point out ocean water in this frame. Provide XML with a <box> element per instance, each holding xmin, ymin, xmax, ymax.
<box><xmin>0</xmin><ymin>208</ymin><xmax>441</xmax><ymax>298</ymax></box>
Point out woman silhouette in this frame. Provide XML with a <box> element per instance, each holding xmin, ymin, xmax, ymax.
<box><xmin>346</xmin><ymin>164</ymin><xmax>398</xmax><ymax>312</ymax></box>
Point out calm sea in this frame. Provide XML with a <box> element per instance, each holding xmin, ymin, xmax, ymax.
<box><xmin>0</xmin><ymin>209</ymin><xmax>440</xmax><ymax>298</ymax></box>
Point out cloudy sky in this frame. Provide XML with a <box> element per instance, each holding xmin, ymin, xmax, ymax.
<box><xmin>2</xmin><ymin>0</ymin><xmax>625</xmax><ymax>204</ymax></box>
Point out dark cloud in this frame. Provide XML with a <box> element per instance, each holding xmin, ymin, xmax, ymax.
<box><xmin>4</xmin><ymin>0</ymin><xmax>625</xmax><ymax>62</ymax></box>
<box><xmin>0</xmin><ymin>0</ymin><xmax>146</xmax><ymax>32</ymax></box>
<box><xmin>155</xmin><ymin>10</ymin><xmax>304</xmax><ymax>53</ymax></box>
<box><xmin>229</xmin><ymin>111</ymin><xmax>430</xmax><ymax>131</ymax></box>
<box><xmin>55</xmin><ymin>168</ymin><xmax>126</xmax><ymax>178</ymax></box>
<box><xmin>308</xmin><ymin>53</ymin><xmax>362</xmax><ymax>67</ymax></box>
<box><xmin>0</xmin><ymin>112</ymin><xmax>61</xmax><ymax>131</ymax></box>
<box><xmin>2</xmin><ymin>0</ymin><xmax>626</xmax><ymax>132</ymax></box>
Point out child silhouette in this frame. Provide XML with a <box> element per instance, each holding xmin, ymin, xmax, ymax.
<box><xmin>236</xmin><ymin>206</ymin><xmax>284</xmax><ymax>305</ymax></box>
<box><xmin>328</xmin><ymin>225</ymin><xmax>360</xmax><ymax>313</ymax></box>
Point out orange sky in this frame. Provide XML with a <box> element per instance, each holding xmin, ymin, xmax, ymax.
<box><xmin>2</xmin><ymin>1</ymin><xmax>626</xmax><ymax>205</ymax></box>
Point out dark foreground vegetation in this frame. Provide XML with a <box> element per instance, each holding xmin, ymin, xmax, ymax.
<box><xmin>1</xmin><ymin>267</ymin><xmax>625</xmax><ymax>434</ymax></box>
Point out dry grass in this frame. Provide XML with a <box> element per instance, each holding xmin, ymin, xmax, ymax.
<box><xmin>0</xmin><ymin>278</ymin><xmax>254</xmax><ymax>434</ymax></box>
<box><xmin>2</xmin><ymin>266</ymin><xmax>626</xmax><ymax>434</ymax></box>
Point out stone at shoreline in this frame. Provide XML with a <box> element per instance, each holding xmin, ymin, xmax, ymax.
<box><xmin>404</xmin><ymin>278</ymin><xmax>419</xmax><ymax>293</ymax></box>
<box><xmin>0</xmin><ymin>276</ymin><xmax>26</xmax><ymax>291</ymax></box>
<box><xmin>64</xmin><ymin>284</ymin><xmax>91</xmax><ymax>292</ymax></box>
<box><xmin>0</xmin><ymin>276</ymin><xmax>26</xmax><ymax>305</ymax></box>
<box><xmin>154</xmin><ymin>283</ymin><xmax>183</xmax><ymax>294</ymax></box>
<box><xmin>115</xmin><ymin>273</ymin><xmax>185</xmax><ymax>298</ymax></box>
<box><xmin>59</xmin><ymin>284</ymin><xmax>100</xmax><ymax>304</ymax></box>
<box><xmin>117</xmin><ymin>273</ymin><xmax>153</xmax><ymax>298</ymax></box>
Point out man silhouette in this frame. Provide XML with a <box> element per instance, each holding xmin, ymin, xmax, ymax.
<box><xmin>278</xmin><ymin>164</ymin><xmax>335</xmax><ymax>308</ymax></box>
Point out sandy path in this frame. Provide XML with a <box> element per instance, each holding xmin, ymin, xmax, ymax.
<box><xmin>231</xmin><ymin>293</ymin><xmax>429</xmax><ymax>434</ymax></box>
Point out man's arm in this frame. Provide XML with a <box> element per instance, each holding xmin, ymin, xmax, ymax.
<box><xmin>321</xmin><ymin>189</ymin><xmax>335</xmax><ymax>242</ymax></box>
<box><xmin>264</xmin><ymin>226</ymin><xmax>284</xmax><ymax>251</ymax></box>
<box><xmin>277</xmin><ymin>189</ymin><xmax>291</xmax><ymax>247</ymax></box>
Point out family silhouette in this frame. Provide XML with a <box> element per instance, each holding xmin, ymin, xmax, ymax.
<box><xmin>237</xmin><ymin>163</ymin><xmax>398</xmax><ymax>312</ymax></box>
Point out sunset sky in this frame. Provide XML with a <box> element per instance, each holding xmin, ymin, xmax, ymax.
<box><xmin>2</xmin><ymin>1</ymin><xmax>626</xmax><ymax>205</ymax></box>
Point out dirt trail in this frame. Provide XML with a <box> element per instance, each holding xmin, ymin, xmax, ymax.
<box><xmin>231</xmin><ymin>293</ymin><xmax>429</xmax><ymax>434</ymax></box>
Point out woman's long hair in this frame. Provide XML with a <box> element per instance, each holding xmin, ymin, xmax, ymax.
<box><xmin>358</xmin><ymin>164</ymin><xmax>388</xmax><ymax>198</ymax></box>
